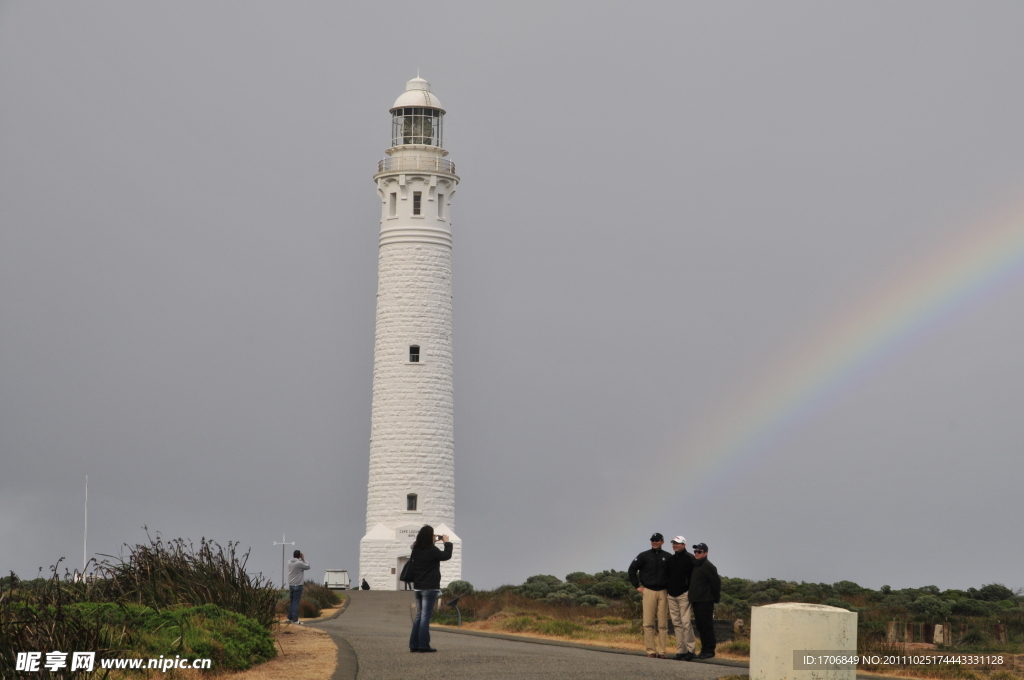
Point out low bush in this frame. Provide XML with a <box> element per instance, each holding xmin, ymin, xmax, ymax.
<box><xmin>82</xmin><ymin>603</ymin><xmax>276</xmax><ymax>671</ymax></box>
<box><xmin>274</xmin><ymin>597</ymin><xmax>321</xmax><ymax>619</ymax></box>
<box><xmin>299</xmin><ymin>598</ymin><xmax>321</xmax><ymax>619</ymax></box>
<box><xmin>302</xmin><ymin>581</ymin><xmax>341</xmax><ymax>608</ymax></box>
<box><xmin>444</xmin><ymin>580</ymin><xmax>475</xmax><ymax>598</ymax></box>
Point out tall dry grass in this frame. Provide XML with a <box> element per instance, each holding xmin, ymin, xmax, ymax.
<box><xmin>95</xmin><ymin>532</ymin><xmax>278</xmax><ymax>628</ymax></box>
<box><xmin>1</xmin><ymin>533</ymin><xmax>280</xmax><ymax>678</ymax></box>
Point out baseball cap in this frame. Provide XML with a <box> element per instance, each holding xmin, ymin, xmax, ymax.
<box><xmin>650</xmin><ymin>533</ymin><xmax>664</xmax><ymax>542</ymax></box>
<box><xmin>692</xmin><ymin>542</ymin><xmax>708</xmax><ymax>552</ymax></box>
<box><xmin>671</xmin><ymin>536</ymin><xmax>686</xmax><ymax>544</ymax></box>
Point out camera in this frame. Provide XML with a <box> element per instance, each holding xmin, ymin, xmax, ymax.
<box><xmin>434</xmin><ymin>535</ymin><xmax>442</xmax><ymax>542</ymax></box>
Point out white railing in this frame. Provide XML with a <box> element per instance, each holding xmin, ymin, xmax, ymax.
<box><xmin>377</xmin><ymin>156</ymin><xmax>456</xmax><ymax>174</ymax></box>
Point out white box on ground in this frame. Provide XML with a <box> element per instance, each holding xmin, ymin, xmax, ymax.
<box><xmin>750</xmin><ymin>602</ymin><xmax>858</xmax><ymax>680</ymax></box>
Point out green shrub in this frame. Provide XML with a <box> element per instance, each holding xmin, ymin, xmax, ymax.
<box><xmin>518</xmin><ymin>575</ymin><xmax>563</xmax><ymax>600</ymax></box>
<box><xmin>952</xmin><ymin>599</ymin><xmax>992</xmax><ymax>617</ymax></box>
<box><xmin>833</xmin><ymin>580</ymin><xmax>867</xmax><ymax>597</ymax></box>
<box><xmin>445</xmin><ymin>580</ymin><xmax>475</xmax><ymax>597</ymax></box>
<box><xmin>587</xmin><ymin>577</ymin><xmax>631</xmax><ymax>599</ymax></box>
<box><xmin>298</xmin><ymin>598</ymin><xmax>321</xmax><ymax>618</ymax></box>
<box><xmin>0</xmin><ymin>584</ymin><xmax>127</xmax><ymax>678</ymax></box>
<box><xmin>302</xmin><ymin>581</ymin><xmax>341</xmax><ymax>608</ymax></box>
<box><xmin>750</xmin><ymin>589</ymin><xmax>780</xmax><ymax>605</ymax></box>
<box><xmin>971</xmin><ymin>584</ymin><xmax>1016</xmax><ymax>602</ymax></box>
<box><xmin>909</xmin><ymin>595</ymin><xmax>953</xmax><ymax>621</ymax></box>
<box><xmin>274</xmin><ymin>595</ymin><xmax>320</xmax><ymax>618</ymax></box>
<box><xmin>70</xmin><ymin>603</ymin><xmax>275</xmax><ymax>671</ymax></box>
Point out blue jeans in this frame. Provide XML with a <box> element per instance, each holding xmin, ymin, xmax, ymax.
<box><xmin>409</xmin><ymin>589</ymin><xmax>441</xmax><ymax>650</ymax></box>
<box><xmin>289</xmin><ymin>585</ymin><xmax>303</xmax><ymax>622</ymax></box>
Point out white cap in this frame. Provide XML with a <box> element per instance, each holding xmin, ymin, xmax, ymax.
<box><xmin>671</xmin><ymin>536</ymin><xmax>686</xmax><ymax>544</ymax></box>
<box><xmin>391</xmin><ymin>77</ymin><xmax>445</xmax><ymax>112</ymax></box>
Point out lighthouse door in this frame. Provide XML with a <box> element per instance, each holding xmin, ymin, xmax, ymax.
<box><xmin>396</xmin><ymin>556</ymin><xmax>410</xmax><ymax>590</ymax></box>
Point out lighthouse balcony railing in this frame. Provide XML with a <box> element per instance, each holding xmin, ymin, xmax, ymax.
<box><xmin>377</xmin><ymin>156</ymin><xmax>456</xmax><ymax>175</ymax></box>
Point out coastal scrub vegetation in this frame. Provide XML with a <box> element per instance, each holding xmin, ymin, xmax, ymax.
<box><xmin>434</xmin><ymin>571</ymin><xmax>1024</xmax><ymax>664</ymax></box>
<box><xmin>1</xmin><ymin>532</ymin><xmax>280</xmax><ymax>678</ymax></box>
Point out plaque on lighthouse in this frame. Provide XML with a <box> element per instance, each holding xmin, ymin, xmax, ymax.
<box><xmin>359</xmin><ymin>76</ymin><xmax>462</xmax><ymax>589</ymax></box>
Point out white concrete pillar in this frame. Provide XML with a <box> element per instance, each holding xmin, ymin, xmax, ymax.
<box><xmin>750</xmin><ymin>603</ymin><xmax>858</xmax><ymax>680</ymax></box>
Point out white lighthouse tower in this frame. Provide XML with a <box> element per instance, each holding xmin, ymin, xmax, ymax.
<box><xmin>359</xmin><ymin>76</ymin><xmax>461</xmax><ymax>590</ymax></box>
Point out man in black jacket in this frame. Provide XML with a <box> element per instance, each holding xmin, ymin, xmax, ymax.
<box><xmin>628</xmin><ymin>533</ymin><xmax>671</xmax><ymax>658</ymax></box>
<box><xmin>666</xmin><ymin>536</ymin><xmax>697</xmax><ymax>660</ymax></box>
<box><xmin>688</xmin><ymin>542</ymin><xmax>721</xmax><ymax>659</ymax></box>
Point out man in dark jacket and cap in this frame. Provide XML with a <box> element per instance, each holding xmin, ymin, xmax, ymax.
<box><xmin>688</xmin><ymin>542</ymin><xmax>721</xmax><ymax>659</ymax></box>
<box><xmin>628</xmin><ymin>533</ymin><xmax>672</xmax><ymax>658</ymax></box>
<box><xmin>666</xmin><ymin>536</ymin><xmax>697</xmax><ymax>660</ymax></box>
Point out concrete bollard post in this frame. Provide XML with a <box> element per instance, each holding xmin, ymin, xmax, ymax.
<box><xmin>995</xmin><ymin>624</ymin><xmax>1007</xmax><ymax>645</ymax></box>
<box><xmin>750</xmin><ymin>603</ymin><xmax>858</xmax><ymax>680</ymax></box>
<box><xmin>933</xmin><ymin>624</ymin><xmax>944</xmax><ymax>645</ymax></box>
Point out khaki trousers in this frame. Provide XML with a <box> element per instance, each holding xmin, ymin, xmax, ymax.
<box><xmin>642</xmin><ymin>588</ymin><xmax>669</xmax><ymax>655</ymax></box>
<box><xmin>667</xmin><ymin>592</ymin><xmax>696</xmax><ymax>654</ymax></box>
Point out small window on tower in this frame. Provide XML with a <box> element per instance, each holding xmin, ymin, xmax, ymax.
<box><xmin>437</xmin><ymin>194</ymin><xmax>444</xmax><ymax>219</ymax></box>
<box><xmin>389</xmin><ymin>192</ymin><xmax>397</xmax><ymax>217</ymax></box>
<box><xmin>409</xmin><ymin>345</ymin><xmax>420</xmax><ymax>362</ymax></box>
<box><xmin>407</xmin><ymin>493</ymin><xmax>418</xmax><ymax>511</ymax></box>
<box><xmin>413</xmin><ymin>191</ymin><xmax>421</xmax><ymax>215</ymax></box>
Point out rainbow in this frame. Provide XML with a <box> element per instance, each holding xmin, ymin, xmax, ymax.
<box><xmin>617</xmin><ymin>200</ymin><xmax>1024</xmax><ymax>547</ymax></box>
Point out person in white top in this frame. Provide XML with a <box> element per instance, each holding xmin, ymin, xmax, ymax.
<box><xmin>286</xmin><ymin>550</ymin><xmax>310</xmax><ymax>624</ymax></box>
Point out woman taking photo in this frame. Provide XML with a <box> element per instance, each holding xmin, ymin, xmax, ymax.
<box><xmin>408</xmin><ymin>525</ymin><xmax>453</xmax><ymax>652</ymax></box>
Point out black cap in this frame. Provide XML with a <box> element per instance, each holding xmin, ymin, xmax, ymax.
<box><xmin>650</xmin><ymin>533</ymin><xmax>664</xmax><ymax>542</ymax></box>
<box><xmin>693</xmin><ymin>542</ymin><xmax>708</xmax><ymax>552</ymax></box>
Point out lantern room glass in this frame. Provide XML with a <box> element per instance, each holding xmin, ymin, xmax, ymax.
<box><xmin>391</xmin><ymin>107</ymin><xmax>444</xmax><ymax>147</ymax></box>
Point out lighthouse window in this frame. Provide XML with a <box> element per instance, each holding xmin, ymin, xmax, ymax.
<box><xmin>412</xmin><ymin>192</ymin><xmax>422</xmax><ymax>215</ymax></box>
<box><xmin>407</xmin><ymin>493</ymin><xmax>418</xmax><ymax>511</ymax></box>
<box><xmin>409</xmin><ymin>345</ymin><xmax>420</xmax><ymax>362</ymax></box>
<box><xmin>392</xmin><ymin>107</ymin><xmax>444</xmax><ymax>147</ymax></box>
<box><xmin>389</xmin><ymin>192</ymin><xmax>396</xmax><ymax>217</ymax></box>
<box><xmin>437</xmin><ymin>194</ymin><xmax>444</xmax><ymax>218</ymax></box>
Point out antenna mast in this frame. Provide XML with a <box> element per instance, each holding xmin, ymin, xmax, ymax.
<box><xmin>83</xmin><ymin>475</ymin><xmax>88</xmax><ymax>573</ymax></box>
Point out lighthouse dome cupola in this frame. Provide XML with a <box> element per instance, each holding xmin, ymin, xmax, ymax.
<box><xmin>390</xmin><ymin>77</ymin><xmax>445</xmax><ymax>148</ymax></box>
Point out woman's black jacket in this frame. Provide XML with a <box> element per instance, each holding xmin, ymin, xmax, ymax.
<box><xmin>410</xmin><ymin>542</ymin><xmax>453</xmax><ymax>590</ymax></box>
<box><xmin>688</xmin><ymin>558</ymin><xmax>721</xmax><ymax>603</ymax></box>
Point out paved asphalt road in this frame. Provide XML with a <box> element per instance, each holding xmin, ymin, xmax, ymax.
<box><xmin>312</xmin><ymin>591</ymin><xmax>748</xmax><ymax>680</ymax></box>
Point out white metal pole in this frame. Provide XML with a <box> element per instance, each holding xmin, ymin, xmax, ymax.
<box><xmin>83</xmin><ymin>475</ymin><xmax>88</xmax><ymax>574</ymax></box>
<box><xmin>272</xmin><ymin>534</ymin><xmax>295</xmax><ymax>589</ymax></box>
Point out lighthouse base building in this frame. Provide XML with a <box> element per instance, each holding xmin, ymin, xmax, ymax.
<box><xmin>360</xmin><ymin>523</ymin><xmax>461</xmax><ymax>591</ymax></box>
<box><xmin>359</xmin><ymin>76</ymin><xmax>462</xmax><ymax>590</ymax></box>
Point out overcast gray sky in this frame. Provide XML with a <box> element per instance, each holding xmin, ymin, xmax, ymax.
<box><xmin>2</xmin><ymin>2</ymin><xmax>1022</xmax><ymax>592</ymax></box>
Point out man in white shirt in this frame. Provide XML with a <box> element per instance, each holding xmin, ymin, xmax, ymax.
<box><xmin>286</xmin><ymin>550</ymin><xmax>310</xmax><ymax>624</ymax></box>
